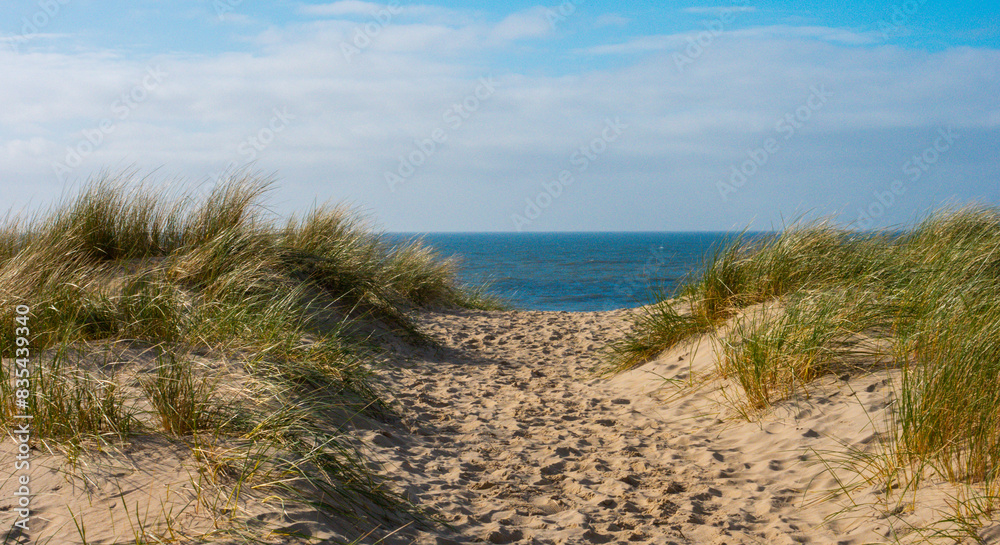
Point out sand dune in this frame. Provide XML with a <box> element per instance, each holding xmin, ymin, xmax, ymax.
<box><xmin>362</xmin><ymin>308</ymin><xmax>998</xmax><ymax>544</ymax></box>
<box><xmin>3</xmin><ymin>307</ymin><xmax>996</xmax><ymax>543</ymax></box>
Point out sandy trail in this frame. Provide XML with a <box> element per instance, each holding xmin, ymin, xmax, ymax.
<box><xmin>358</xmin><ymin>308</ymin><xmax>948</xmax><ymax>545</ymax></box>
<box><xmin>5</xmin><ymin>307</ymin><xmax>990</xmax><ymax>543</ymax></box>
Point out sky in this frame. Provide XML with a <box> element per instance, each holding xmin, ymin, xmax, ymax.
<box><xmin>0</xmin><ymin>0</ymin><xmax>998</xmax><ymax>232</ymax></box>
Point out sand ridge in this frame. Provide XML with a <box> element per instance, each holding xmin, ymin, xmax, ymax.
<box><xmin>362</xmin><ymin>308</ymin><xmax>993</xmax><ymax>544</ymax></box>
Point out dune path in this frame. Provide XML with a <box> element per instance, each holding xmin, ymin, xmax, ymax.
<box><xmin>353</xmin><ymin>308</ymin><xmax>937</xmax><ymax>545</ymax></box>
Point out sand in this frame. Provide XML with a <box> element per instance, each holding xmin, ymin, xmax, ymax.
<box><xmin>3</xmin><ymin>307</ymin><xmax>997</xmax><ymax>543</ymax></box>
<box><xmin>363</xmin><ymin>308</ymin><xmax>998</xmax><ymax>544</ymax></box>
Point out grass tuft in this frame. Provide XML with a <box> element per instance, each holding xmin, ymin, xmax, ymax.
<box><xmin>140</xmin><ymin>352</ymin><xmax>220</xmax><ymax>436</ymax></box>
<box><xmin>612</xmin><ymin>205</ymin><xmax>1000</xmax><ymax>528</ymax></box>
<box><xmin>0</xmin><ymin>170</ymin><xmax>484</xmax><ymax>541</ymax></box>
<box><xmin>16</xmin><ymin>346</ymin><xmax>138</xmax><ymax>445</ymax></box>
<box><xmin>607</xmin><ymin>295</ymin><xmax>712</xmax><ymax>373</ymax></box>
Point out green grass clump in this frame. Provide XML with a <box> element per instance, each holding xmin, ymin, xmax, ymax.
<box><xmin>0</xmin><ymin>171</ymin><xmax>494</xmax><ymax>353</ymax></box>
<box><xmin>612</xmin><ymin>205</ymin><xmax>1000</xmax><ymax>525</ymax></box>
<box><xmin>43</xmin><ymin>172</ymin><xmax>185</xmax><ymax>261</ymax></box>
<box><xmin>609</xmin><ymin>225</ymin><xmax>889</xmax><ymax>373</ymax></box>
<box><xmin>717</xmin><ymin>288</ymin><xmax>892</xmax><ymax>409</ymax></box>
<box><xmin>898</xmin><ymin>301</ymin><xmax>1000</xmax><ymax>484</ymax></box>
<box><xmin>141</xmin><ymin>353</ymin><xmax>220</xmax><ymax>436</ymax></box>
<box><xmin>607</xmin><ymin>295</ymin><xmax>712</xmax><ymax>373</ymax></box>
<box><xmin>0</xmin><ymin>170</ymin><xmax>488</xmax><ymax>541</ymax></box>
<box><xmin>13</xmin><ymin>347</ymin><xmax>138</xmax><ymax>444</ymax></box>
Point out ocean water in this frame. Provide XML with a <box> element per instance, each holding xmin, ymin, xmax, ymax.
<box><xmin>388</xmin><ymin>232</ymin><xmax>745</xmax><ymax>312</ymax></box>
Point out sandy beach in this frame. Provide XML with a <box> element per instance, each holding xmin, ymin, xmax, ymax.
<box><xmin>2</xmin><ymin>304</ymin><xmax>999</xmax><ymax>544</ymax></box>
<box><xmin>355</xmin><ymin>307</ymin><xmax>998</xmax><ymax>544</ymax></box>
<box><xmin>2</xmin><ymin>0</ymin><xmax>997</xmax><ymax>532</ymax></box>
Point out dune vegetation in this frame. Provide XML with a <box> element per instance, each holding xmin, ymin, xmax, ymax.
<box><xmin>0</xmin><ymin>170</ymin><xmax>498</xmax><ymax>542</ymax></box>
<box><xmin>610</xmin><ymin>206</ymin><xmax>1000</xmax><ymax>533</ymax></box>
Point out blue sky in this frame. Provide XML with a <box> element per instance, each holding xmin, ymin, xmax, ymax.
<box><xmin>1</xmin><ymin>0</ymin><xmax>998</xmax><ymax>231</ymax></box>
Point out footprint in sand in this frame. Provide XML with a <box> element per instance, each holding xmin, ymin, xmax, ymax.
<box><xmin>356</xmin><ymin>308</ymin><xmax>912</xmax><ymax>545</ymax></box>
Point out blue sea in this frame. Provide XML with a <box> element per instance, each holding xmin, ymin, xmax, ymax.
<box><xmin>388</xmin><ymin>233</ymin><xmax>745</xmax><ymax>312</ymax></box>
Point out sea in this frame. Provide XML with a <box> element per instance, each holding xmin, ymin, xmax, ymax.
<box><xmin>387</xmin><ymin>232</ymin><xmax>746</xmax><ymax>312</ymax></box>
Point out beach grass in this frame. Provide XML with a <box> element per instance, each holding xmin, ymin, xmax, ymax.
<box><xmin>716</xmin><ymin>287</ymin><xmax>893</xmax><ymax>409</ymax></box>
<box><xmin>612</xmin><ymin>206</ymin><xmax>1000</xmax><ymax>520</ymax></box>
<box><xmin>0</xmin><ymin>170</ymin><xmax>494</xmax><ymax>541</ymax></box>
<box><xmin>14</xmin><ymin>345</ymin><xmax>138</xmax><ymax>445</ymax></box>
<box><xmin>605</xmin><ymin>294</ymin><xmax>712</xmax><ymax>374</ymax></box>
<box><xmin>141</xmin><ymin>352</ymin><xmax>222</xmax><ymax>436</ymax></box>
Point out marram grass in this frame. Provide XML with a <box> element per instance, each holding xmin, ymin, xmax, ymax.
<box><xmin>0</xmin><ymin>171</ymin><xmax>498</xmax><ymax>353</ymax></box>
<box><xmin>0</xmin><ymin>170</ymin><xmax>492</xmax><ymax>541</ymax></box>
<box><xmin>612</xmin><ymin>205</ymin><xmax>1000</xmax><ymax>527</ymax></box>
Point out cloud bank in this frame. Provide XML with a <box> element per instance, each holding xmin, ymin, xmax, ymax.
<box><xmin>1</xmin><ymin>4</ymin><xmax>997</xmax><ymax>231</ymax></box>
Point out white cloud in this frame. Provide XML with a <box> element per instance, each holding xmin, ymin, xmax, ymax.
<box><xmin>1</xmin><ymin>16</ymin><xmax>998</xmax><ymax>230</ymax></box>
<box><xmin>489</xmin><ymin>7</ymin><xmax>554</xmax><ymax>42</ymax></box>
<box><xmin>3</xmin><ymin>137</ymin><xmax>53</xmax><ymax>159</ymax></box>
